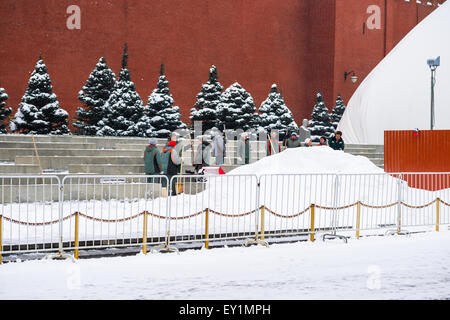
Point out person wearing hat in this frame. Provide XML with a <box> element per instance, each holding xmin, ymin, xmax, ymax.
<box><xmin>304</xmin><ymin>138</ymin><xmax>313</xmax><ymax>147</ymax></box>
<box><xmin>160</xmin><ymin>139</ymin><xmax>182</xmax><ymax>195</ymax></box>
<box><xmin>328</xmin><ymin>131</ymin><xmax>345</xmax><ymax>151</ymax></box>
<box><xmin>144</xmin><ymin>138</ymin><xmax>162</xmax><ymax>183</ymax></box>
<box><xmin>286</xmin><ymin>132</ymin><xmax>301</xmax><ymax>148</ymax></box>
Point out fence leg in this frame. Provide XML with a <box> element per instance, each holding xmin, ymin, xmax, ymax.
<box><xmin>205</xmin><ymin>209</ymin><xmax>209</xmax><ymax>249</ymax></box>
<box><xmin>260</xmin><ymin>206</ymin><xmax>265</xmax><ymax>241</ymax></box>
<box><xmin>44</xmin><ymin>182</ymin><xmax>75</xmax><ymax>262</ymax></box>
<box><xmin>74</xmin><ymin>212</ymin><xmax>79</xmax><ymax>259</ymax></box>
<box><xmin>436</xmin><ymin>198</ymin><xmax>440</xmax><ymax>232</ymax></box>
<box><xmin>0</xmin><ymin>215</ymin><xmax>2</xmax><ymax>264</ymax></box>
<box><xmin>310</xmin><ymin>204</ymin><xmax>315</xmax><ymax>242</ymax></box>
<box><xmin>142</xmin><ymin>211</ymin><xmax>148</xmax><ymax>255</ymax></box>
<box><xmin>356</xmin><ymin>202</ymin><xmax>361</xmax><ymax>240</ymax></box>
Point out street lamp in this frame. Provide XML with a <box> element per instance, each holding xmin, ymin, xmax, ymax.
<box><xmin>427</xmin><ymin>56</ymin><xmax>440</xmax><ymax>130</ymax></box>
<box><xmin>344</xmin><ymin>71</ymin><xmax>358</xmax><ymax>83</ymax></box>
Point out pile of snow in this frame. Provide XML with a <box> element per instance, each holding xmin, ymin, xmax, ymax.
<box><xmin>228</xmin><ymin>146</ymin><xmax>383</xmax><ymax>176</ymax></box>
<box><xmin>338</xmin><ymin>1</ymin><xmax>450</xmax><ymax>144</ymax></box>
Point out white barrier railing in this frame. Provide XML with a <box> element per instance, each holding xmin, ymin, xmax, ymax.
<box><xmin>0</xmin><ymin>175</ymin><xmax>61</xmax><ymax>259</ymax></box>
<box><xmin>1</xmin><ymin>172</ymin><xmax>449</xmax><ymax>263</ymax></box>
<box><xmin>166</xmin><ymin>174</ymin><xmax>260</xmax><ymax>249</ymax></box>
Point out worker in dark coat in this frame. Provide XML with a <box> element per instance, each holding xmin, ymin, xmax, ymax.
<box><xmin>328</xmin><ymin>131</ymin><xmax>345</xmax><ymax>151</ymax></box>
<box><xmin>143</xmin><ymin>138</ymin><xmax>162</xmax><ymax>183</ymax></box>
<box><xmin>160</xmin><ymin>140</ymin><xmax>182</xmax><ymax>195</ymax></box>
<box><xmin>286</xmin><ymin>132</ymin><xmax>301</xmax><ymax>148</ymax></box>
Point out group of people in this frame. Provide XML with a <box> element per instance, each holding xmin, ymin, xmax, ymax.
<box><xmin>144</xmin><ymin>129</ymin><xmax>345</xmax><ymax>193</ymax></box>
<box><xmin>267</xmin><ymin>130</ymin><xmax>345</xmax><ymax>155</ymax></box>
<box><xmin>143</xmin><ymin>131</ymin><xmax>225</xmax><ymax>194</ymax></box>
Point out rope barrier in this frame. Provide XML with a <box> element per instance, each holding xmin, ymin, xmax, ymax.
<box><xmin>263</xmin><ymin>205</ymin><xmax>311</xmax><ymax>218</ymax></box>
<box><xmin>400</xmin><ymin>199</ymin><xmax>437</xmax><ymax>209</ymax></box>
<box><xmin>208</xmin><ymin>208</ymin><xmax>257</xmax><ymax>218</ymax></box>
<box><xmin>1</xmin><ymin>213</ymin><xmax>76</xmax><ymax>226</ymax></box>
<box><xmin>360</xmin><ymin>202</ymin><xmax>398</xmax><ymax>209</ymax></box>
<box><xmin>1</xmin><ymin>197</ymin><xmax>449</xmax><ymax>225</ymax></box>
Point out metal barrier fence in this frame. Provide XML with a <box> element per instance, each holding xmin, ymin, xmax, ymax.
<box><xmin>1</xmin><ymin>172</ymin><xmax>449</xmax><ymax>263</ymax></box>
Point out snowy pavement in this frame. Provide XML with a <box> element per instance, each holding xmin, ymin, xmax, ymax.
<box><xmin>1</xmin><ymin>230</ymin><xmax>449</xmax><ymax>300</ymax></box>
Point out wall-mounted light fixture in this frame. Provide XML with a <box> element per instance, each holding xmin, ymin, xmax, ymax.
<box><xmin>344</xmin><ymin>71</ymin><xmax>358</xmax><ymax>83</ymax></box>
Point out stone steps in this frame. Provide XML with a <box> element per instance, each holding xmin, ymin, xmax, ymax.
<box><xmin>0</xmin><ymin>141</ymin><xmax>97</xmax><ymax>149</ymax></box>
<box><xmin>15</xmin><ymin>156</ymin><xmax>145</xmax><ymax>169</ymax></box>
<box><xmin>0</xmin><ymin>148</ymin><xmax>143</xmax><ymax>161</ymax></box>
<box><xmin>0</xmin><ymin>164</ymin><xmax>41</xmax><ymax>174</ymax></box>
<box><xmin>344</xmin><ymin>144</ymin><xmax>384</xmax><ymax>169</ymax></box>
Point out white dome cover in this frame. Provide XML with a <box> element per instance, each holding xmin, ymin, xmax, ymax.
<box><xmin>338</xmin><ymin>1</ymin><xmax>450</xmax><ymax>144</ymax></box>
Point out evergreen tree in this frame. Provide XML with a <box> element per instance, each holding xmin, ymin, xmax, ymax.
<box><xmin>10</xmin><ymin>56</ymin><xmax>70</xmax><ymax>135</ymax></box>
<box><xmin>145</xmin><ymin>63</ymin><xmax>187</xmax><ymax>138</ymax></box>
<box><xmin>97</xmin><ymin>44</ymin><xmax>146</xmax><ymax>137</ymax></box>
<box><xmin>73</xmin><ymin>57</ymin><xmax>116</xmax><ymax>135</ymax></box>
<box><xmin>330</xmin><ymin>94</ymin><xmax>346</xmax><ymax>130</ymax></box>
<box><xmin>307</xmin><ymin>90</ymin><xmax>334</xmax><ymax>142</ymax></box>
<box><xmin>216</xmin><ymin>82</ymin><xmax>258</xmax><ymax>132</ymax></box>
<box><xmin>0</xmin><ymin>86</ymin><xmax>11</xmax><ymax>133</ymax></box>
<box><xmin>190</xmin><ymin>65</ymin><xmax>224</xmax><ymax>133</ymax></box>
<box><xmin>259</xmin><ymin>84</ymin><xmax>298</xmax><ymax>138</ymax></box>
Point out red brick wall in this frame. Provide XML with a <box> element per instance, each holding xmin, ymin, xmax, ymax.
<box><xmin>0</xmin><ymin>0</ymin><xmax>444</xmax><ymax>130</ymax></box>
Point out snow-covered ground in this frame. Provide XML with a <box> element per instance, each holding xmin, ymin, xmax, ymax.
<box><xmin>1</xmin><ymin>230</ymin><xmax>449</xmax><ymax>300</ymax></box>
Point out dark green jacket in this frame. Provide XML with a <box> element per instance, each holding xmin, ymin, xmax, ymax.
<box><xmin>286</xmin><ymin>137</ymin><xmax>301</xmax><ymax>148</ymax></box>
<box><xmin>328</xmin><ymin>137</ymin><xmax>345</xmax><ymax>151</ymax></box>
<box><xmin>144</xmin><ymin>145</ymin><xmax>162</xmax><ymax>174</ymax></box>
<box><xmin>161</xmin><ymin>142</ymin><xmax>182</xmax><ymax>176</ymax></box>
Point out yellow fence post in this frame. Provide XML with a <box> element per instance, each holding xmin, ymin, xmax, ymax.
<box><xmin>310</xmin><ymin>204</ymin><xmax>315</xmax><ymax>242</ymax></box>
<box><xmin>205</xmin><ymin>209</ymin><xmax>209</xmax><ymax>249</ymax></box>
<box><xmin>142</xmin><ymin>211</ymin><xmax>148</xmax><ymax>254</ymax></box>
<box><xmin>356</xmin><ymin>202</ymin><xmax>361</xmax><ymax>239</ymax></box>
<box><xmin>260</xmin><ymin>206</ymin><xmax>265</xmax><ymax>241</ymax></box>
<box><xmin>436</xmin><ymin>198</ymin><xmax>440</xmax><ymax>232</ymax></box>
<box><xmin>0</xmin><ymin>215</ymin><xmax>2</xmax><ymax>264</ymax></box>
<box><xmin>74</xmin><ymin>212</ymin><xmax>79</xmax><ymax>259</ymax></box>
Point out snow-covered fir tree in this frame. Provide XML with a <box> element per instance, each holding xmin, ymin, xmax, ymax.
<box><xmin>73</xmin><ymin>57</ymin><xmax>116</xmax><ymax>135</ymax></box>
<box><xmin>97</xmin><ymin>44</ymin><xmax>146</xmax><ymax>137</ymax></box>
<box><xmin>145</xmin><ymin>63</ymin><xmax>187</xmax><ymax>138</ymax></box>
<box><xmin>216</xmin><ymin>82</ymin><xmax>259</xmax><ymax>132</ymax></box>
<box><xmin>0</xmin><ymin>87</ymin><xmax>11</xmax><ymax>133</ymax></box>
<box><xmin>259</xmin><ymin>84</ymin><xmax>298</xmax><ymax>138</ymax></box>
<box><xmin>307</xmin><ymin>90</ymin><xmax>334</xmax><ymax>142</ymax></box>
<box><xmin>329</xmin><ymin>94</ymin><xmax>346</xmax><ymax>130</ymax></box>
<box><xmin>190</xmin><ymin>65</ymin><xmax>224</xmax><ymax>133</ymax></box>
<box><xmin>10</xmin><ymin>56</ymin><xmax>70</xmax><ymax>135</ymax></box>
